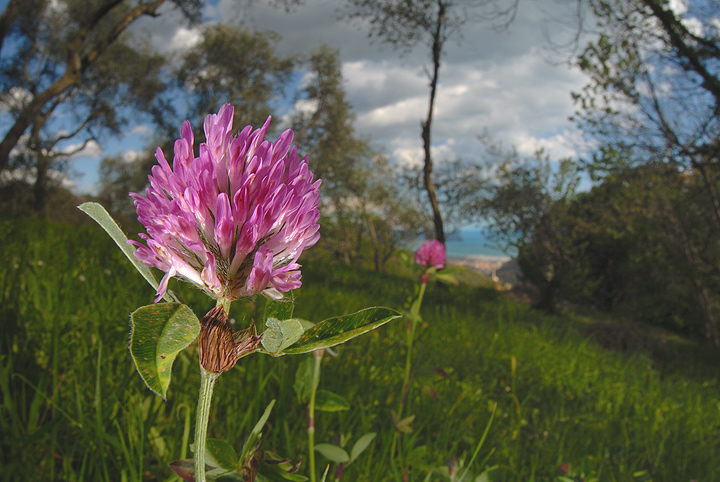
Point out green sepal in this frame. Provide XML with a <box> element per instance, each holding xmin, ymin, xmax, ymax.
<box><xmin>281</xmin><ymin>307</ymin><xmax>401</xmax><ymax>355</ymax></box>
<box><xmin>260</xmin><ymin>318</ymin><xmax>305</xmax><ymax>355</ymax></box>
<box><xmin>78</xmin><ymin>202</ymin><xmax>179</xmax><ymax>303</ymax></box>
<box><xmin>315</xmin><ymin>390</ymin><xmax>350</xmax><ymax>412</ymax></box>
<box><xmin>129</xmin><ymin>303</ymin><xmax>200</xmax><ymax>399</ymax></box>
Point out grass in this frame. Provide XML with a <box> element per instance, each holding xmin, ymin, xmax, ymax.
<box><xmin>1</xmin><ymin>217</ymin><xmax>719</xmax><ymax>482</ymax></box>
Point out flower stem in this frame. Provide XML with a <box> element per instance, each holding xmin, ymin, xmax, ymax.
<box><xmin>194</xmin><ymin>366</ymin><xmax>219</xmax><ymax>482</ymax></box>
<box><xmin>308</xmin><ymin>349</ymin><xmax>323</xmax><ymax>482</ymax></box>
<box><xmin>391</xmin><ymin>281</ymin><xmax>427</xmax><ymax>459</ymax></box>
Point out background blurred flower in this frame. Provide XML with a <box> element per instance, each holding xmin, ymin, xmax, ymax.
<box><xmin>130</xmin><ymin>104</ymin><xmax>321</xmax><ymax>302</ymax></box>
<box><xmin>414</xmin><ymin>240</ymin><xmax>445</xmax><ymax>271</ymax></box>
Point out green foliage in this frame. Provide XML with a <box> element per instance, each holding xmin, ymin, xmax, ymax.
<box><xmin>292</xmin><ymin>45</ymin><xmax>428</xmax><ymax>272</ymax></box>
<box><xmin>1</xmin><ymin>218</ymin><xmax>720</xmax><ymax>481</ymax></box>
<box><xmin>0</xmin><ymin>0</ymin><xmax>180</xmax><ymax>214</ymax></box>
<box><xmin>178</xmin><ymin>24</ymin><xmax>295</xmax><ymax>129</ymax></box>
<box><xmin>482</xmin><ymin>152</ymin><xmax>580</xmax><ymax>313</ymax></box>
<box><xmin>78</xmin><ymin>202</ymin><xmax>178</xmax><ymax>302</ymax></box>
<box><xmin>281</xmin><ymin>307</ymin><xmax>401</xmax><ymax>355</ymax></box>
<box><xmin>314</xmin><ymin>390</ymin><xmax>350</xmax><ymax>412</ymax></box>
<box><xmin>567</xmin><ymin>0</ymin><xmax>720</xmax><ymax>344</ymax></box>
<box><xmin>129</xmin><ymin>303</ymin><xmax>200</xmax><ymax>399</ymax></box>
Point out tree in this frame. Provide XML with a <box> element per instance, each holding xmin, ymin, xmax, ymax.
<box><xmin>573</xmin><ymin>0</ymin><xmax>720</xmax><ymax>217</ymax></box>
<box><xmin>290</xmin><ymin>45</ymin><xmax>371</xmax><ymax>202</ymax></box>
<box><xmin>571</xmin><ymin>0</ymin><xmax>720</xmax><ymax>344</ymax></box>
<box><xmin>481</xmin><ymin>150</ymin><xmax>580</xmax><ymax>312</ymax></box>
<box><xmin>177</xmin><ymin>23</ymin><xmax>295</xmax><ymax>129</ymax></box>
<box><xmin>97</xmin><ymin>24</ymin><xmax>297</xmax><ymax>220</ymax></box>
<box><xmin>291</xmin><ymin>45</ymin><xmax>428</xmax><ymax>269</ymax></box>
<box><xmin>0</xmin><ymin>0</ymin><xmax>202</xmax><ymax>214</ymax></box>
<box><xmin>342</xmin><ymin>0</ymin><xmax>519</xmax><ymax>245</ymax></box>
<box><xmin>0</xmin><ymin>0</ymin><xmax>205</xmax><ymax>171</ymax></box>
<box><xmin>404</xmin><ymin>155</ymin><xmax>490</xmax><ymax>236</ymax></box>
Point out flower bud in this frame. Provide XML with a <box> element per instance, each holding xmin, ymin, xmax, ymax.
<box><xmin>199</xmin><ymin>305</ymin><xmax>261</xmax><ymax>373</ymax></box>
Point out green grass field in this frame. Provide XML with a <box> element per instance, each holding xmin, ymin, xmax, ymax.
<box><xmin>1</xmin><ymin>218</ymin><xmax>719</xmax><ymax>482</ymax></box>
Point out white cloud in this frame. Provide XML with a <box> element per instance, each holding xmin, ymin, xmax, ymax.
<box><xmin>511</xmin><ymin>131</ymin><xmax>576</xmax><ymax>159</ymax></box>
<box><xmin>171</xmin><ymin>26</ymin><xmax>202</xmax><ymax>52</ymax></box>
<box><xmin>130</xmin><ymin>124</ymin><xmax>153</xmax><ymax>135</ymax></box>
<box><xmin>122</xmin><ymin>149</ymin><xmax>144</xmax><ymax>164</ymax></box>
<box><xmin>62</xmin><ymin>139</ymin><xmax>102</xmax><ymax>159</ymax></box>
<box><xmin>129</xmin><ymin>3</ymin><xmax>202</xmax><ymax>54</ymax></box>
<box><xmin>68</xmin><ymin>0</ymin><xmax>590</xmax><ymax>194</ymax></box>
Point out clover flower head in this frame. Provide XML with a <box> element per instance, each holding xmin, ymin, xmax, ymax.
<box><xmin>129</xmin><ymin>104</ymin><xmax>321</xmax><ymax>303</ymax></box>
<box><xmin>414</xmin><ymin>240</ymin><xmax>445</xmax><ymax>270</ymax></box>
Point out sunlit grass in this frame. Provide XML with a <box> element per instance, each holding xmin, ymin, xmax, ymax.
<box><xmin>1</xmin><ymin>217</ymin><xmax>718</xmax><ymax>482</ymax></box>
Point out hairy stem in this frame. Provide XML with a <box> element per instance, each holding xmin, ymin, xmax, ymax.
<box><xmin>308</xmin><ymin>350</ymin><xmax>323</xmax><ymax>482</ymax></box>
<box><xmin>194</xmin><ymin>367</ymin><xmax>219</xmax><ymax>482</ymax></box>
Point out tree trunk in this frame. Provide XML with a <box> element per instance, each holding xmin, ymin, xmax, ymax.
<box><xmin>421</xmin><ymin>1</ymin><xmax>446</xmax><ymax>245</ymax></box>
<box><xmin>534</xmin><ymin>275</ymin><xmax>559</xmax><ymax>314</ymax></box>
<box><xmin>366</xmin><ymin>215</ymin><xmax>381</xmax><ymax>272</ymax></box>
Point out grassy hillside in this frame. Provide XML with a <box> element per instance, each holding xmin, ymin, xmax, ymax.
<box><xmin>1</xmin><ymin>218</ymin><xmax>718</xmax><ymax>482</ymax></box>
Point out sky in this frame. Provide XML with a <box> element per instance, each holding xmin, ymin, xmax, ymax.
<box><xmin>64</xmin><ymin>0</ymin><xmax>591</xmax><ymax>194</ymax></box>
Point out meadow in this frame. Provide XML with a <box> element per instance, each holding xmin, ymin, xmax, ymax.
<box><xmin>1</xmin><ymin>217</ymin><xmax>719</xmax><ymax>482</ymax></box>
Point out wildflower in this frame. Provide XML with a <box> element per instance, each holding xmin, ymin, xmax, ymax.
<box><xmin>414</xmin><ymin>240</ymin><xmax>445</xmax><ymax>270</ymax></box>
<box><xmin>129</xmin><ymin>104</ymin><xmax>321</xmax><ymax>303</ymax></box>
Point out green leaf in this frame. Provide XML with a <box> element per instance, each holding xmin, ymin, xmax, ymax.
<box><xmin>439</xmin><ymin>267</ymin><xmax>464</xmax><ymax>275</ymax></box>
<box><xmin>261</xmin><ymin>451</ymin><xmax>308</xmax><ymax>481</ymax></box>
<box><xmin>240</xmin><ymin>400</ymin><xmax>276</xmax><ymax>464</ymax></box>
<box><xmin>392</xmin><ymin>413</ymin><xmax>415</xmax><ymax>434</ymax></box>
<box><xmin>314</xmin><ymin>444</ymin><xmax>349</xmax><ymax>464</ymax></box>
<box><xmin>129</xmin><ymin>303</ymin><xmax>200</xmax><ymax>399</ymax></box>
<box><xmin>474</xmin><ymin>466</ymin><xmax>500</xmax><ymax>482</ymax></box>
<box><xmin>78</xmin><ymin>202</ymin><xmax>178</xmax><ymax>303</ymax></box>
<box><xmin>434</xmin><ymin>273</ymin><xmax>459</xmax><ymax>286</ymax></box>
<box><xmin>265</xmin><ymin>295</ymin><xmax>294</xmax><ymax>321</ymax></box>
<box><xmin>206</xmin><ymin>438</ymin><xmax>239</xmax><ymax>470</ymax></box>
<box><xmin>261</xmin><ymin>318</ymin><xmax>305</xmax><ymax>355</ymax></box>
<box><xmin>315</xmin><ymin>390</ymin><xmax>350</xmax><ymax>412</ymax></box>
<box><xmin>282</xmin><ymin>307</ymin><xmax>401</xmax><ymax>355</ymax></box>
<box><xmin>349</xmin><ymin>432</ymin><xmax>376</xmax><ymax>462</ymax></box>
<box><xmin>293</xmin><ymin>357</ymin><xmax>315</xmax><ymax>403</ymax></box>
<box><xmin>251</xmin><ymin>400</ymin><xmax>276</xmax><ymax>436</ymax></box>
<box><xmin>216</xmin><ymin>472</ymin><xmax>245</xmax><ymax>481</ymax></box>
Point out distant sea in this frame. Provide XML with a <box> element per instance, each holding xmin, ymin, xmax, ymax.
<box><xmin>409</xmin><ymin>229</ymin><xmax>515</xmax><ymax>261</ymax></box>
